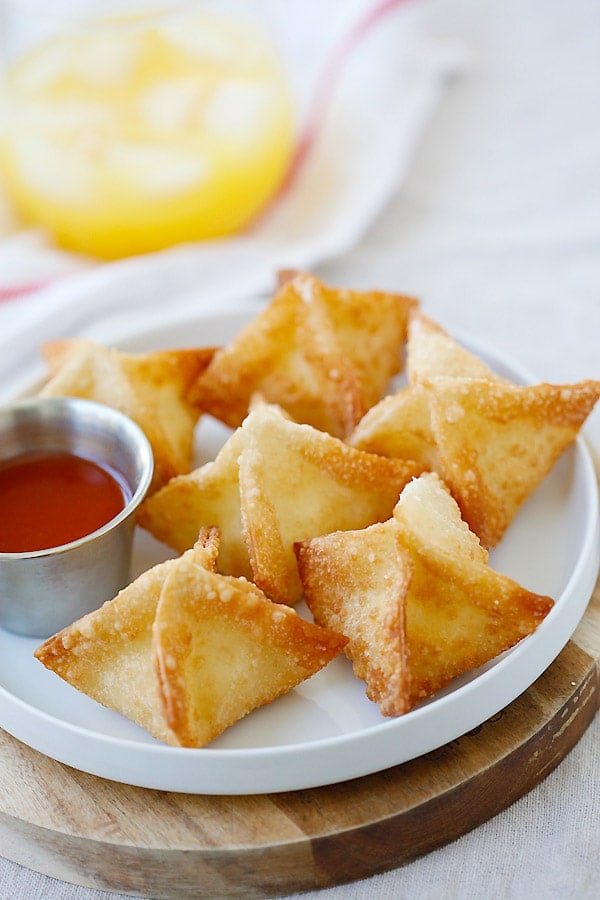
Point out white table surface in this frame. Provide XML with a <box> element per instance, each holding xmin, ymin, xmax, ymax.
<box><xmin>1</xmin><ymin>0</ymin><xmax>599</xmax><ymax>897</ymax></box>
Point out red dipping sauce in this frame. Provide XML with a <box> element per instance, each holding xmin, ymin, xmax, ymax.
<box><xmin>0</xmin><ymin>451</ymin><xmax>129</xmax><ymax>553</ymax></box>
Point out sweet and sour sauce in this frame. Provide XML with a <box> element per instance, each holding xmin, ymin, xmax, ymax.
<box><xmin>0</xmin><ymin>451</ymin><xmax>129</xmax><ymax>553</ymax></box>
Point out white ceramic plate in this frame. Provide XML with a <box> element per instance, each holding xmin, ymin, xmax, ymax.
<box><xmin>0</xmin><ymin>310</ymin><xmax>598</xmax><ymax>795</ymax></box>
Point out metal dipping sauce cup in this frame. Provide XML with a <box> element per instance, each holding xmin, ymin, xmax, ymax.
<box><xmin>0</xmin><ymin>397</ymin><xmax>154</xmax><ymax>637</ymax></box>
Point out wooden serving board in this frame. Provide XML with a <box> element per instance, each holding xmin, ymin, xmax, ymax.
<box><xmin>0</xmin><ymin>568</ymin><xmax>597</xmax><ymax>900</ymax></box>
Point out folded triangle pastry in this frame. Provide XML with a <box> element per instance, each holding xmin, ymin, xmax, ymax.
<box><xmin>140</xmin><ymin>404</ymin><xmax>425</xmax><ymax>604</ymax></box>
<box><xmin>153</xmin><ymin>552</ymin><xmax>347</xmax><ymax>747</ymax></box>
<box><xmin>351</xmin><ymin>312</ymin><xmax>600</xmax><ymax>547</ymax></box>
<box><xmin>40</xmin><ymin>338</ymin><xmax>216</xmax><ymax>492</ymax></box>
<box><xmin>349</xmin><ymin>311</ymin><xmax>501</xmax><ymax>465</ymax></box>
<box><xmin>295</xmin><ymin>473</ymin><xmax>554</xmax><ymax>716</ymax></box>
<box><xmin>190</xmin><ymin>272</ymin><xmax>417</xmax><ymax>438</ymax></box>
<box><xmin>35</xmin><ymin>528</ymin><xmax>346</xmax><ymax>747</ymax></box>
<box><xmin>311</xmin><ymin>273</ymin><xmax>418</xmax><ymax>410</ymax></box>
<box><xmin>406</xmin><ymin>311</ymin><xmax>504</xmax><ymax>384</ymax></box>
<box><xmin>238</xmin><ymin>405</ymin><xmax>424</xmax><ymax>604</ymax></box>
<box><xmin>426</xmin><ymin>376</ymin><xmax>600</xmax><ymax>547</ymax></box>
<box><xmin>137</xmin><ymin>426</ymin><xmax>251</xmax><ymax>578</ymax></box>
<box><xmin>34</xmin><ymin>529</ymin><xmax>221</xmax><ymax>745</ymax></box>
<box><xmin>349</xmin><ymin>383</ymin><xmax>440</xmax><ymax>468</ymax></box>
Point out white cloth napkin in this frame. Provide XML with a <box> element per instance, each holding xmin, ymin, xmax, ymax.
<box><xmin>0</xmin><ymin>0</ymin><xmax>462</xmax><ymax>401</ymax></box>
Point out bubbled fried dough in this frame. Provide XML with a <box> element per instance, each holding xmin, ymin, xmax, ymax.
<box><xmin>350</xmin><ymin>309</ymin><xmax>600</xmax><ymax>548</ymax></box>
<box><xmin>36</xmin><ymin>528</ymin><xmax>347</xmax><ymax>748</ymax></box>
<box><xmin>311</xmin><ymin>274</ymin><xmax>418</xmax><ymax>409</ymax></box>
<box><xmin>153</xmin><ymin>556</ymin><xmax>347</xmax><ymax>748</ymax></box>
<box><xmin>34</xmin><ymin>531</ymin><xmax>221</xmax><ymax>746</ymax></box>
<box><xmin>189</xmin><ymin>272</ymin><xmax>417</xmax><ymax>438</ymax></box>
<box><xmin>297</xmin><ymin>520</ymin><xmax>412</xmax><ymax>715</ymax></box>
<box><xmin>137</xmin><ymin>426</ymin><xmax>252</xmax><ymax>578</ymax></box>
<box><xmin>349</xmin><ymin>383</ymin><xmax>441</xmax><ymax>468</ymax></box>
<box><xmin>40</xmin><ymin>338</ymin><xmax>216</xmax><ymax>493</ymax></box>
<box><xmin>139</xmin><ymin>403</ymin><xmax>425</xmax><ymax>605</ymax></box>
<box><xmin>427</xmin><ymin>377</ymin><xmax>600</xmax><ymax>547</ymax></box>
<box><xmin>238</xmin><ymin>405</ymin><xmax>424</xmax><ymax>604</ymax></box>
<box><xmin>349</xmin><ymin>311</ymin><xmax>505</xmax><ymax>467</ymax></box>
<box><xmin>296</xmin><ymin>473</ymin><xmax>554</xmax><ymax>716</ymax></box>
<box><xmin>406</xmin><ymin>311</ymin><xmax>506</xmax><ymax>384</ymax></box>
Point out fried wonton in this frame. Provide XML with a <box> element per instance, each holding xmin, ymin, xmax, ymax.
<box><xmin>238</xmin><ymin>404</ymin><xmax>424</xmax><ymax>604</ymax></box>
<box><xmin>137</xmin><ymin>426</ymin><xmax>251</xmax><ymax>578</ymax></box>
<box><xmin>153</xmin><ymin>554</ymin><xmax>347</xmax><ymax>747</ymax></box>
<box><xmin>39</xmin><ymin>338</ymin><xmax>216</xmax><ymax>492</ymax></box>
<box><xmin>350</xmin><ymin>311</ymin><xmax>504</xmax><ymax>463</ymax></box>
<box><xmin>314</xmin><ymin>274</ymin><xmax>418</xmax><ymax>409</ymax></box>
<box><xmin>189</xmin><ymin>272</ymin><xmax>417</xmax><ymax>437</ymax></box>
<box><xmin>426</xmin><ymin>376</ymin><xmax>600</xmax><ymax>547</ymax></box>
<box><xmin>349</xmin><ymin>383</ymin><xmax>440</xmax><ymax>467</ymax></box>
<box><xmin>34</xmin><ymin>530</ymin><xmax>221</xmax><ymax>745</ymax></box>
<box><xmin>296</xmin><ymin>473</ymin><xmax>554</xmax><ymax>716</ymax></box>
<box><xmin>140</xmin><ymin>404</ymin><xmax>425</xmax><ymax>605</ymax></box>
<box><xmin>351</xmin><ymin>312</ymin><xmax>600</xmax><ymax>547</ymax></box>
<box><xmin>35</xmin><ymin>528</ymin><xmax>346</xmax><ymax>748</ymax></box>
<box><xmin>406</xmin><ymin>311</ymin><xmax>505</xmax><ymax>384</ymax></box>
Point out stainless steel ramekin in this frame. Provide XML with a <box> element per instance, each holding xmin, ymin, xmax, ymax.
<box><xmin>0</xmin><ymin>396</ymin><xmax>153</xmax><ymax>637</ymax></box>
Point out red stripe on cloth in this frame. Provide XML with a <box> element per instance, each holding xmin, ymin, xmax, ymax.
<box><xmin>0</xmin><ymin>279</ymin><xmax>57</xmax><ymax>303</ymax></box>
<box><xmin>279</xmin><ymin>0</ymin><xmax>414</xmax><ymax>193</ymax></box>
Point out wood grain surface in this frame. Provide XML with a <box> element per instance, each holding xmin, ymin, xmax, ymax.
<box><xmin>0</xmin><ymin>580</ymin><xmax>598</xmax><ymax>899</ymax></box>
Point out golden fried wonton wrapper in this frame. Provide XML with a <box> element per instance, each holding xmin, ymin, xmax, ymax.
<box><xmin>295</xmin><ymin>473</ymin><xmax>554</xmax><ymax>716</ymax></box>
<box><xmin>153</xmin><ymin>554</ymin><xmax>347</xmax><ymax>747</ymax></box>
<box><xmin>238</xmin><ymin>405</ymin><xmax>424</xmax><ymax>604</ymax></box>
<box><xmin>350</xmin><ymin>310</ymin><xmax>504</xmax><ymax>462</ymax></box>
<box><xmin>427</xmin><ymin>376</ymin><xmax>600</xmax><ymax>548</ymax></box>
<box><xmin>189</xmin><ymin>272</ymin><xmax>417</xmax><ymax>437</ymax></box>
<box><xmin>137</xmin><ymin>426</ymin><xmax>251</xmax><ymax>578</ymax></box>
<box><xmin>40</xmin><ymin>338</ymin><xmax>216</xmax><ymax>493</ymax></box>
<box><xmin>351</xmin><ymin>312</ymin><xmax>600</xmax><ymax>547</ymax></box>
<box><xmin>140</xmin><ymin>404</ymin><xmax>425</xmax><ymax>605</ymax></box>
<box><xmin>313</xmin><ymin>273</ymin><xmax>418</xmax><ymax>409</ymax></box>
<box><xmin>35</xmin><ymin>527</ymin><xmax>346</xmax><ymax>748</ymax></box>
<box><xmin>406</xmin><ymin>311</ymin><xmax>505</xmax><ymax>384</ymax></box>
<box><xmin>349</xmin><ymin>383</ymin><xmax>440</xmax><ymax>467</ymax></box>
<box><xmin>34</xmin><ymin>530</ymin><xmax>221</xmax><ymax>746</ymax></box>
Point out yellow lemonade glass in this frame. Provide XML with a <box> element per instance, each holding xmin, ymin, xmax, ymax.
<box><xmin>0</xmin><ymin>3</ymin><xmax>295</xmax><ymax>258</ymax></box>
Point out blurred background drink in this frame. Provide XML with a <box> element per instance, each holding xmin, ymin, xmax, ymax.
<box><xmin>0</xmin><ymin>1</ymin><xmax>295</xmax><ymax>259</ymax></box>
